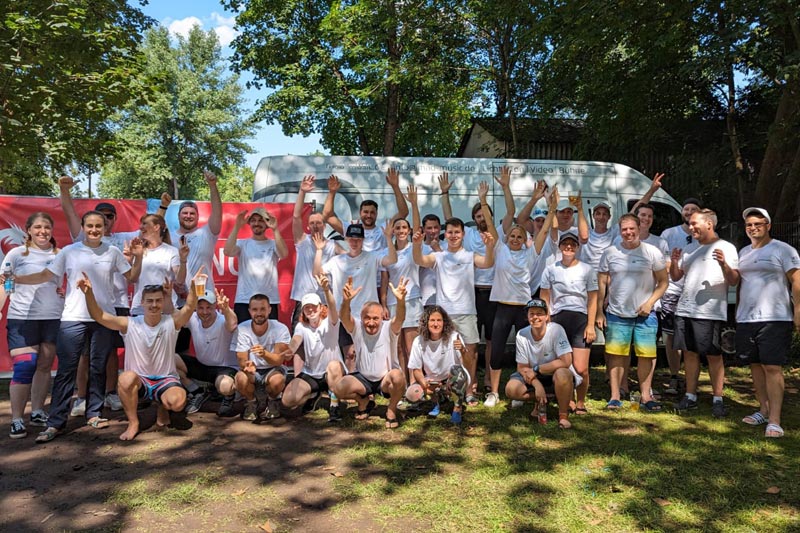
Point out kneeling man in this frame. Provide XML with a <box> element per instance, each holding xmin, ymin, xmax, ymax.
<box><xmin>505</xmin><ymin>298</ymin><xmax>577</xmax><ymax>429</ymax></box>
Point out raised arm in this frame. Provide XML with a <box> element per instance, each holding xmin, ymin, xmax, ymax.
<box><xmin>322</xmin><ymin>175</ymin><xmax>344</xmax><ymax>235</ymax></box>
<box><xmin>58</xmin><ymin>175</ymin><xmax>81</xmax><ymax>240</ymax></box>
<box><xmin>406</xmin><ymin>184</ymin><xmax>421</xmax><ymax>231</ymax></box>
<box><xmin>533</xmin><ymin>187</ymin><xmax>559</xmax><ymax>254</ymax></box>
<box><xmin>311</xmin><ymin>233</ymin><xmax>328</xmax><ymax>277</ymax></box>
<box><xmin>494</xmin><ymin>166</ymin><xmax>516</xmax><ymax>235</ymax></box>
<box><xmin>517</xmin><ymin>180</ymin><xmax>547</xmax><ymax>226</ymax></box>
<box><xmin>630</xmin><ymin>172</ymin><xmax>664</xmax><ymax>214</ymax></box>
<box><xmin>478</xmin><ymin>181</ymin><xmax>499</xmax><ymax>244</ymax></box>
<box><xmin>264</xmin><ymin>210</ymin><xmax>288</xmax><ymax>260</ymax></box>
<box><xmin>388</xmin><ymin>277</ymin><xmax>408</xmax><ymax>335</ymax></box>
<box><xmin>339</xmin><ymin>276</ymin><xmax>362</xmax><ymax>334</ymax></box>
<box><xmin>379</xmin><ymin>220</ymin><xmax>397</xmax><ymax>267</ymax></box>
<box><xmin>123</xmin><ymin>238</ymin><xmax>145</xmax><ymax>283</ymax></box>
<box><xmin>438</xmin><ymin>172</ymin><xmax>453</xmax><ymax>221</ymax></box>
<box><xmin>223</xmin><ymin>210</ymin><xmax>247</xmax><ymax>257</ymax></box>
<box><xmin>473</xmin><ymin>231</ymin><xmax>495</xmax><ymax>269</ymax></box>
<box><xmin>316</xmin><ymin>272</ymin><xmax>338</xmax><ymax>326</ymax></box>
<box><xmin>204</xmin><ymin>170</ymin><xmax>223</xmax><ymax>236</ymax></box>
<box><xmin>156</xmin><ymin>192</ymin><xmax>171</xmax><ymax>218</ymax></box>
<box><xmin>216</xmin><ymin>288</ymin><xmax>238</xmax><ymax>333</ymax></box>
<box><xmin>173</xmin><ymin>275</ymin><xmax>199</xmax><ymax>329</ymax></box>
<box><xmin>385</xmin><ymin>167</ymin><xmax>409</xmax><ymax>221</ymax></box>
<box><xmin>412</xmin><ymin>229</ymin><xmax>435</xmax><ymax>269</ymax></box>
<box><xmin>572</xmin><ymin>191</ymin><xmax>589</xmax><ymax>244</ymax></box>
<box><xmin>293</xmin><ymin>175</ymin><xmax>315</xmax><ymax>244</ymax></box>
<box><xmin>177</xmin><ymin>237</ymin><xmax>188</xmax><ymax>287</ymax></box>
<box><xmin>78</xmin><ymin>274</ymin><xmax>128</xmax><ymax>332</ymax></box>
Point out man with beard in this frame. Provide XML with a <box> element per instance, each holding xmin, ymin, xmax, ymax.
<box><xmin>224</xmin><ymin>208</ymin><xmax>288</xmax><ymax>322</ymax></box>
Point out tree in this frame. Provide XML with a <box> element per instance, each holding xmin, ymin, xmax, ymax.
<box><xmin>0</xmin><ymin>1</ymin><xmax>152</xmax><ymax>193</ymax></box>
<box><xmin>225</xmin><ymin>0</ymin><xmax>479</xmax><ymax>157</ymax></box>
<box><xmin>98</xmin><ymin>26</ymin><xmax>256</xmax><ymax>200</ymax></box>
<box><xmin>196</xmin><ymin>164</ymin><xmax>254</xmax><ymax>202</ymax></box>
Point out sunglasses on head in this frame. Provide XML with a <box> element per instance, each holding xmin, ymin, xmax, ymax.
<box><xmin>143</xmin><ymin>284</ymin><xmax>164</xmax><ymax>291</ymax></box>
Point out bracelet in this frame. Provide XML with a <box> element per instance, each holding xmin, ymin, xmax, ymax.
<box><xmin>159</xmin><ymin>205</ymin><xmax>169</xmax><ymax>210</ymax></box>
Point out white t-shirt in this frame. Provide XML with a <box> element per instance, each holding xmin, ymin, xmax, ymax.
<box><xmin>675</xmin><ymin>239</ymin><xmax>739</xmax><ymax>321</ymax></box>
<box><xmin>382</xmin><ymin>245</ymin><xmax>420</xmax><ymax>305</ymax></box>
<box><xmin>76</xmin><ymin>229</ymin><xmax>138</xmax><ymax>308</ymax></box>
<box><xmin>171</xmin><ymin>225</ymin><xmax>218</xmax><ymax>305</ymax></box>
<box><xmin>234</xmin><ymin>319</ymin><xmax>292</xmax><ymax>369</ymax></box>
<box><xmin>4</xmin><ymin>246</ymin><xmax>64</xmax><ymax>320</ymax></box>
<box><xmin>419</xmin><ymin>243</ymin><xmax>437</xmax><ymax>306</ymax></box>
<box><xmin>343</xmin><ymin>221</ymin><xmax>387</xmax><ymax>252</ymax></box>
<box><xmin>490</xmin><ymin>242</ymin><xmax>537</xmax><ymax>305</ymax></box>
<box><xmin>48</xmin><ymin>242</ymin><xmax>131</xmax><ymax>322</ymax></box>
<box><xmin>291</xmin><ymin>235</ymin><xmax>338</xmax><ymax>301</ymax></box>
<box><xmin>186</xmin><ymin>313</ymin><xmax>238</xmax><ymax>368</ymax></box>
<box><xmin>233</xmin><ymin>238</ymin><xmax>280</xmax><ymax>304</ymax></box>
<box><xmin>737</xmin><ymin>240</ymin><xmax>800</xmax><ymax>322</ymax></box>
<box><xmin>293</xmin><ymin>317</ymin><xmax>343</xmax><ymax>378</ymax></box>
<box><xmin>130</xmin><ymin>243</ymin><xmax>180</xmax><ymax>315</ymax></box>
<box><xmin>598</xmin><ymin>242</ymin><xmax>666</xmax><ymax>318</ymax></box>
<box><xmin>433</xmin><ymin>248</ymin><xmax>475</xmax><ymax>315</ymax></box>
<box><xmin>464</xmin><ymin>225</ymin><xmax>503</xmax><ymax>286</ymax></box>
<box><xmin>515</xmin><ymin>323</ymin><xmax>572</xmax><ymax>367</ymax></box>
<box><xmin>660</xmin><ymin>225</ymin><xmax>693</xmax><ymax>297</ymax></box>
<box><xmin>121</xmin><ymin>315</ymin><xmax>179</xmax><ymax>377</ymax></box>
<box><xmin>351</xmin><ymin>319</ymin><xmax>398</xmax><ymax>381</ymax></box>
<box><xmin>407</xmin><ymin>332</ymin><xmax>464</xmax><ymax>382</ymax></box>
<box><xmin>322</xmin><ymin>251</ymin><xmax>382</xmax><ymax>312</ymax></box>
<box><xmin>540</xmin><ymin>261</ymin><xmax>598</xmax><ymax>315</ymax></box>
<box><xmin>529</xmin><ymin>238</ymin><xmax>555</xmax><ymax>294</ymax></box>
<box><xmin>580</xmin><ymin>226</ymin><xmax>619</xmax><ymax>271</ymax></box>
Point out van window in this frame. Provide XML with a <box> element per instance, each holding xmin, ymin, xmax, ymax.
<box><xmin>626</xmin><ymin>199</ymin><xmax>682</xmax><ymax>235</ymax></box>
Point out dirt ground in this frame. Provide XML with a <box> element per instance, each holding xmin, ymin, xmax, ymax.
<box><xmin>0</xmin><ymin>397</ymin><xmax>416</xmax><ymax>532</ymax></box>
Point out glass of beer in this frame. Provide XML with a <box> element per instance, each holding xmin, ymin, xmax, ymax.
<box><xmin>194</xmin><ymin>274</ymin><xmax>208</xmax><ymax>296</ymax></box>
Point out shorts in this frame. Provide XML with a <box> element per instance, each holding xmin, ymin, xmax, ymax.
<box><xmin>234</xmin><ymin>302</ymin><xmax>279</xmax><ymax>323</ymax></box>
<box><xmin>389</xmin><ymin>297</ymin><xmax>423</xmax><ymax>329</ymax></box>
<box><xmin>475</xmin><ymin>287</ymin><xmax>497</xmax><ymax>339</ymax></box>
<box><xmin>6</xmin><ymin>319</ymin><xmax>60</xmax><ymax>349</ymax></box>
<box><xmin>735</xmin><ymin>322</ymin><xmax>792</xmax><ymax>366</ymax></box>
<box><xmin>339</xmin><ymin>322</ymin><xmax>354</xmax><ymax>348</ymax></box>
<box><xmin>510</xmin><ymin>371</ymin><xmax>554</xmax><ymax>392</ymax></box>
<box><xmin>138</xmin><ymin>375</ymin><xmax>182</xmax><ymax>402</ymax></box>
<box><xmin>550</xmin><ymin>310</ymin><xmax>591</xmax><ymax>349</ymax></box>
<box><xmin>605</xmin><ymin>312</ymin><xmax>658</xmax><ymax>358</ymax></box>
<box><xmin>673</xmin><ymin>316</ymin><xmax>722</xmax><ymax>357</ymax></box>
<box><xmin>451</xmin><ymin>314</ymin><xmax>480</xmax><ymax>345</ymax></box>
<box><xmin>296</xmin><ymin>372</ymin><xmax>329</xmax><ymax>395</ymax></box>
<box><xmin>350</xmin><ymin>372</ymin><xmax>391</xmax><ymax>399</ymax></box>
<box><xmin>113</xmin><ymin>307</ymin><xmax>130</xmax><ymax>349</ymax></box>
<box><xmin>179</xmin><ymin>353</ymin><xmax>237</xmax><ymax>383</ymax></box>
<box><xmin>253</xmin><ymin>366</ymin><xmax>288</xmax><ymax>384</ymax></box>
<box><xmin>658</xmin><ymin>293</ymin><xmax>679</xmax><ymax>335</ymax></box>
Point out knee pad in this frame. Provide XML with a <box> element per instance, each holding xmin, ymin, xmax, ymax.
<box><xmin>11</xmin><ymin>352</ymin><xmax>38</xmax><ymax>385</ymax></box>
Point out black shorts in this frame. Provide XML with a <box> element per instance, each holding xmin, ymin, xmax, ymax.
<box><xmin>234</xmin><ymin>302</ymin><xmax>279</xmax><ymax>324</ymax></box>
<box><xmin>350</xmin><ymin>372</ymin><xmax>390</xmax><ymax>399</ymax></box>
<box><xmin>179</xmin><ymin>353</ymin><xmax>237</xmax><ymax>383</ymax></box>
<box><xmin>510</xmin><ymin>371</ymin><xmax>554</xmax><ymax>392</ymax></box>
<box><xmin>475</xmin><ymin>287</ymin><xmax>497</xmax><ymax>339</ymax></box>
<box><xmin>673</xmin><ymin>316</ymin><xmax>723</xmax><ymax>357</ymax></box>
<box><xmin>296</xmin><ymin>372</ymin><xmax>329</xmax><ymax>395</ymax></box>
<box><xmin>550</xmin><ymin>310</ymin><xmax>591</xmax><ymax>349</ymax></box>
<box><xmin>735</xmin><ymin>322</ymin><xmax>793</xmax><ymax>366</ymax></box>
<box><xmin>338</xmin><ymin>322</ymin><xmax>354</xmax><ymax>349</ymax></box>
<box><xmin>6</xmin><ymin>319</ymin><xmax>60</xmax><ymax>349</ymax></box>
<box><xmin>113</xmin><ymin>307</ymin><xmax>130</xmax><ymax>349</ymax></box>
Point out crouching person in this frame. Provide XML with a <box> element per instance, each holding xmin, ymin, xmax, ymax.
<box><xmin>80</xmin><ymin>273</ymin><xmax>199</xmax><ymax>441</ymax></box>
<box><xmin>332</xmin><ymin>276</ymin><xmax>408</xmax><ymax>429</ymax></box>
<box><xmin>505</xmin><ymin>298</ymin><xmax>577</xmax><ymax>429</ymax></box>
<box><xmin>281</xmin><ymin>273</ymin><xmax>347</xmax><ymax>422</ymax></box>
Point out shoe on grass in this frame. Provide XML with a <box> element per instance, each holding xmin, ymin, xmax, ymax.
<box><xmin>70</xmin><ymin>397</ymin><xmax>86</xmax><ymax>417</ymax></box>
<box><xmin>510</xmin><ymin>400</ymin><xmax>524</xmax><ymax>409</ymax></box>
<box><xmin>428</xmin><ymin>403</ymin><xmax>441</xmax><ymax>418</ymax></box>
<box><xmin>327</xmin><ymin>404</ymin><xmax>342</xmax><ymax>423</ymax></box>
<box><xmin>262</xmin><ymin>399</ymin><xmax>282</xmax><ymax>420</ymax></box>
<box><xmin>29</xmin><ymin>410</ymin><xmax>48</xmax><ymax>427</ymax></box>
<box><xmin>217</xmin><ymin>395</ymin><xmax>236</xmax><ymax>417</ymax></box>
<box><xmin>711</xmin><ymin>400</ymin><xmax>728</xmax><ymax>418</ymax></box>
<box><xmin>185</xmin><ymin>390</ymin><xmax>209</xmax><ymax>415</ymax></box>
<box><xmin>242</xmin><ymin>401</ymin><xmax>257</xmax><ymax>421</ymax></box>
<box><xmin>483</xmin><ymin>392</ymin><xmax>499</xmax><ymax>408</ymax></box>
<box><xmin>675</xmin><ymin>395</ymin><xmax>698</xmax><ymax>412</ymax></box>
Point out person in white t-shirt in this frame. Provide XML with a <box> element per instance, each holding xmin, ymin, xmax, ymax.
<box><xmin>130</xmin><ymin>214</ymin><xmax>184</xmax><ymax>316</ymax></box>
<box><xmin>505</xmin><ymin>299</ymin><xmax>577</xmax><ymax>429</ymax></box>
<box><xmin>736</xmin><ymin>208</ymin><xmax>800</xmax><ymax>438</ymax></box>
<box><xmin>671</xmin><ymin>209</ymin><xmax>739</xmax><ymax>417</ymax></box>
<box><xmin>333</xmin><ymin>276</ymin><xmax>408</xmax><ymax>429</ymax></box>
<box><xmin>597</xmin><ymin>214</ymin><xmax>668</xmax><ymax>411</ymax></box>
<box><xmin>405</xmin><ymin>183</ymin><xmax>444</xmax><ymax>308</ymax></box>
<box><xmin>224</xmin><ymin>207</ymin><xmax>288</xmax><ymax>322</ymax></box>
<box><xmin>290</xmin><ymin>176</ymin><xmax>344</xmax><ymax>328</ymax></box>
<box><xmin>282</xmin><ymin>273</ymin><xmax>346</xmax><ymax>422</ymax></box>
<box><xmin>175</xmin><ymin>288</ymin><xmax>239</xmax><ymax>418</ymax></box>
<box><xmin>1</xmin><ymin>212</ymin><xmax>64</xmax><ymax>439</ymax></box>
<box><xmin>77</xmin><ymin>275</ymin><xmax>199</xmax><ymax>441</ymax></box>
<box><xmin>233</xmin><ymin>294</ymin><xmax>292</xmax><ymax>422</ymax></box>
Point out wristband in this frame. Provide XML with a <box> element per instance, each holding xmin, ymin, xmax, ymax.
<box><xmin>533</xmin><ymin>364</ymin><xmax>539</xmax><ymax>373</ymax></box>
<box><xmin>159</xmin><ymin>205</ymin><xmax>169</xmax><ymax>210</ymax></box>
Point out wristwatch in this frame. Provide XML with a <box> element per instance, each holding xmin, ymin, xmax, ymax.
<box><xmin>533</xmin><ymin>364</ymin><xmax>540</xmax><ymax>374</ymax></box>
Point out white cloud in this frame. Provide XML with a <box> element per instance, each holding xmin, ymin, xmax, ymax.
<box><xmin>213</xmin><ymin>25</ymin><xmax>238</xmax><ymax>47</ymax></box>
<box><xmin>210</xmin><ymin>12</ymin><xmax>236</xmax><ymax>27</ymax></box>
<box><xmin>168</xmin><ymin>16</ymin><xmax>203</xmax><ymax>39</ymax></box>
<box><xmin>164</xmin><ymin>13</ymin><xmax>238</xmax><ymax>47</ymax></box>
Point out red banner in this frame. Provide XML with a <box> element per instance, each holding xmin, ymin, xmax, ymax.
<box><xmin>0</xmin><ymin>195</ymin><xmax>308</xmax><ymax>372</ymax></box>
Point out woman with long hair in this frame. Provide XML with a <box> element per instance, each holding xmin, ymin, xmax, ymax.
<box><xmin>130</xmin><ymin>214</ymin><xmax>184</xmax><ymax>316</ymax></box>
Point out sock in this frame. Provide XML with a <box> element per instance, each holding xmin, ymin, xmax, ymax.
<box><xmin>713</xmin><ymin>395</ymin><xmax>723</xmax><ymax>403</ymax></box>
<box><xmin>329</xmin><ymin>392</ymin><xmax>339</xmax><ymax>407</ymax></box>
<box><xmin>686</xmin><ymin>393</ymin><xmax>698</xmax><ymax>402</ymax></box>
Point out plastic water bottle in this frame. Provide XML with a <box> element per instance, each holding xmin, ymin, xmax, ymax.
<box><xmin>3</xmin><ymin>262</ymin><xmax>14</xmax><ymax>294</ymax></box>
<box><xmin>537</xmin><ymin>402</ymin><xmax>547</xmax><ymax>424</ymax></box>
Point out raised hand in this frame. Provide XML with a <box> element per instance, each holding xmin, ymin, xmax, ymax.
<box><xmin>437</xmin><ymin>172</ymin><xmax>452</xmax><ymax>194</ymax></box>
<box><xmin>314</xmin><ymin>272</ymin><xmax>330</xmax><ymax>292</ymax></box>
<box><xmin>162</xmin><ymin>276</ymin><xmax>173</xmax><ymax>295</ymax></box>
<box><xmin>671</xmin><ymin>248</ymin><xmax>682</xmax><ymax>263</ymax></box>
<box><xmin>161</xmin><ymin>192</ymin><xmax>172</xmax><ymax>206</ymax></box>
<box><xmin>215</xmin><ymin>288</ymin><xmax>230</xmax><ymax>313</ymax></box>
<box><xmin>311</xmin><ymin>232</ymin><xmax>327</xmax><ymax>251</ymax></box>
<box><xmin>547</xmin><ymin>185</ymin><xmax>560</xmax><ymax>210</ymax></box>
<box><xmin>480</xmin><ymin>231</ymin><xmax>495</xmax><ymax>247</ymax></box>
<box><xmin>385</xmin><ymin>167</ymin><xmax>400</xmax><ymax>188</ymax></box>
<box><xmin>494</xmin><ymin>166</ymin><xmax>511</xmax><ymax>188</ymax></box>
<box><xmin>405</xmin><ymin>184</ymin><xmax>418</xmax><ymax>205</ymax></box>
<box><xmin>76</xmin><ymin>271</ymin><xmax>92</xmax><ymax>293</ymax></box>
<box><xmin>651</xmin><ymin>172</ymin><xmax>665</xmax><ymax>189</ymax></box>
<box><xmin>202</xmin><ymin>170</ymin><xmax>217</xmax><ymax>184</ymax></box>
<box><xmin>328</xmin><ymin>175</ymin><xmax>341</xmax><ymax>193</ymax></box>
<box><xmin>569</xmin><ymin>190</ymin><xmax>583</xmax><ymax>208</ymax></box>
<box><xmin>129</xmin><ymin>237</ymin><xmax>145</xmax><ymax>259</ymax></box>
<box><xmin>478</xmin><ymin>181</ymin><xmax>489</xmax><ymax>201</ymax></box>
<box><xmin>263</xmin><ymin>210</ymin><xmax>278</xmax><ymax>230</ymax></box>
<box><xmin>342</xmin><ymin>275</ymin><xmax>363</xmax><ymax>302</ymax></box>
<box><xmin>712</xmin><ymin>248</ymin><xmax>726</xmax><ymax>268</ymax></box>
<box><xmin>388</xmin><ymin>276</ymin><xmax>409</xmax><ymax>302</ymax></box>
<box><xmin>412</xmin><ymin>229</ymin><xmax>424</xmax><ymax>244</ymax></box>
<box><xmin>234</xmin><ymin>209</ymin><xmax>248</xmax><ymax>226</ymax></box>
<box><xmin>533</xmin><ymin>180</ymin><xmax>547</xmax><ymax>200</ymax></box>
<box><xmin>383</xmin><ymin>218</ymin><xmax>394</xmax><ymax>241</ymax></box>
<box><xmin>179</xmin><ymin>238</ymin><xmax>189</xmax><ymax>263</ymax></box>
<box><xmin>300</xmin><ymin>175</ymin><xmax>315</xmax><ymax>193</ymax></box>
<box><xmin>59</xmin><ymin>175</ymin><xmax>76</xmax><ymax>190</ymax></box>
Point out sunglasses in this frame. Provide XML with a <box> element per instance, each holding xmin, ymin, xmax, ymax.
<box><xmin>143</xmin><ymin>284</ymin><xmax>164</xmax><ymax>291</ymax></box>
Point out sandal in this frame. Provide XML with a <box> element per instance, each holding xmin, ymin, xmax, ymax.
<box><xmin>558</xmin><ymin>414</ymin><xmax>572</xmax><ymax>429</ymax></box>
<box><xmin>606</xmin><ymin>399</ymin><xmax>622</xmax><ymax>410</ymax></box>
<box><xmin>354</xmin><ymin>400</ymin><xmax>375</xmax><ymax>420</ymax></box>
<box><xmin>466</xmin><ymin>394</ymin><xmax>480</xmax><ymax>407</ymax></box>
<box><xmin>86</xmin><ymin>417</ymin><xmax>110</xmax><ymax>429</ymax></box>
<box><xmin>641</xmin><ymin>400</ymin><xmax>663</xmax><ymax>413</ymax></box>
<box><xmin>574</xmin><ymin>406</ymin><xmax>589</xmax><ymax>415</ymax></box>
<box><xmin>35</xmin><ymin>427</ymin><xmax>61</xmax><ymax>443</ymax></box>
<box><xmin>765</xmin><ymin>423</ymin><xmax>784</xmax><ymax>438</ymax></box>
<box><xmin>385</xmin><ymin>416</ymin><xmax>400</xmax><ymax>429</ymax></box>
<box><xmin>742</xmin><ymin>412</ymin><xmax>768</xmax><ymax>426</ymax></box>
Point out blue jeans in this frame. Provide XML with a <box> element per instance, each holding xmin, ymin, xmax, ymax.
<box><xmin>48</xmin><ymin>321</ymin><xmax>114</xmax><ymax>429</ymax></box>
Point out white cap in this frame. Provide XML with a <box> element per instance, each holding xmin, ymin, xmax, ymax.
<box><xmin>301</xmin><ymin>293</ymin><xmax>322</xmax><ymax>307</ymax></box>
<box><xmin>594</xmin><ymin>201</ymin><xmax>611</xmax><ymax>211</ymax></box>
<box><xmin>742</xmin><ymin>207</ymin><xmax>771</xmax><ymax>224</ymax></box>
<box><xmin>198</xmin><ymin>291</ymin><xmax>216</xmax><ymax>304</ymax></box>
<box><xmin>556</xmin><ymin>199</ymin><xmax>574</xmax><ymax>212</ymax></box>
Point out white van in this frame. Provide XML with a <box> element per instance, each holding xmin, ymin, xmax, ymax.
<box><xmin>253</xmin><ymin>155</ymin><xmax>683</xmax><ymax>233</ymax></box>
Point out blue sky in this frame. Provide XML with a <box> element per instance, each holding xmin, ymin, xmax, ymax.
<box><xmin>140</xmin><ymin>0</ymin><xmax>324</xmax><ymax>170</ymax></box>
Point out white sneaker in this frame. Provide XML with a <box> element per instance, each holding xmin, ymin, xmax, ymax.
<box><xmin>104</xmin><ymin>393</ymin><xmax>123</xmax><ymax>411</ymax></box>
<box><xmin>70</xmin><ymin>397</ymin><xmax>86</xmax><ymax>417</ymax></box>
<box><xmin>483</xmin><ymin>392</ymin><xmax>499</xmax><ymax>408</ymax></box>
<box><xmin>511</xmin><ymin>400</ymin><xmax>524</xmax><ymax>409</ymax></box>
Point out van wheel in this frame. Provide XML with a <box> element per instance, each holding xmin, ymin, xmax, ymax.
<box><xmin>720</xmin><ymin>326</ymin><xmax>736</xmax><ymax>355</ymax></box>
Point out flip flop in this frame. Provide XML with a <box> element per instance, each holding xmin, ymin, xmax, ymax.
<box><xmin>641</xmin><ymin>400</ymin><xmax>663</xmax><ymax>413</ymax></box>
<box><xmin>606</xmin><ymin>399</ymin><xmax>622</xmax><ymax>410</ymax></box>
<box><xmin>86</xmin><ymin>417</ymin><xmax>110</xmax><ymax>429</ymax></box>
<box><xmin>354</xmin><ymin>400</ymin><xmax>376</xmax><ymax>420</ymax></box>
<box><xmin>35</xmin><ymin>427</ymin><xmax>61</xmax><ymax>444</ymax></box>
<box><xmin>742</xmin><ymin>412</ymin><xmax>768</xmax><ymax>426</ymax></box>
<box><xmin>385</xmin><ymin>416</ymin><xmax>400</xmax><ymax>429</ymax></box>
<box><xmin>558</xmin><ymin>414</ymin><xmax>572</xmax><ymax>429</ymax></box>
<box><xmin>765</xmin><ymin>423</ymin><xmax>784</xmax><ymax>438</ymax></box>
<box><xmin>574</xmin><ymin>406</ymin><xmax>589</xmax><ymax>415</ymax></box>
<box><xmin>466</xmin><ymin>394</ymin><xmax>480</xmax><ymax>407</ymax></box>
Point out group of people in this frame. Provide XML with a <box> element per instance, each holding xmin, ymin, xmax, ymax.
<box><xmin>1</xmin><ymin>168</ymin><xmax>796</xmax><ymax>441</ymax></box>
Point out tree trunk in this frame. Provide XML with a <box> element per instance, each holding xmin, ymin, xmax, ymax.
<box><xmin>775</xmin><ymin>139</ymin><xmax>800</xmax><ymax>222</ymax></box>
<box><xmin>382</xmin><ymin>6</ymin><xmax>400</xmax><ymax>156</ymax></box>
<box><xmin>719</xmin><ymin>6</ymin><xmax>747</xmax><ymax>212</ymax></box>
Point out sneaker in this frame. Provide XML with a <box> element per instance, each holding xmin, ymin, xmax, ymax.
<box><xmin>665</xmin><ymin>377</ymin><xmax>680</xmax><ymax>395</ymax></box>
<box><xmin>675</xmin><ymin>395</ymin><xmax>698</xmax><ymax>412</ymax></box>
<box><xmin>450</xmin><ymin>408</ymin><xmax>463</xmax><ymax>425</ymax></box>
<box><xmin>511</xmin><ymin>400</ymin><xmax>524</xmax><ymax>409</ymax></box>
<box><xmin>70</xmin><ymin>397</ymin><xmax>86</xmax><ymax>417</ymax></box>
<box><xmin>428</xmin><ymin>403</ymin><xmax>441</xmax><ymax>418</ymax></box>
<box><xmin>29</xmin><ymin>410</ymin><xmax>48</xmax><ymax>427</ymax></box>
<box><xmin>262</xmin><ymin>399</ymin><xmax>281</xmax><ymax>420</ymax></box>
<box><xmin>327</xmin><ymin>404</ymin><xmax>342</xmax><ymax>423</ymax></box>
<box><xmin>185</xmin><ymin>390</ymin><xmax>209</xmax><ymax>415</ymax></box>
<box><xmin>406</xmin><ymin>401</ymin><xmax>422</xmax><ymax>412</ymax></box>
<box><xmin>483</xmin><ymin>392</ymin><xmax>499</xmax><ymax>408</ymax></box>
<box><xmin>10</xmin><ymin>419</ymin><xmax>27</xmax><ymax>439</ymax></box>
<box><xmin>217</xmin><ymin>395</ymin><xmax>236</xmax><ymax>417</ymax></box>
<box><xmin>104</xmin><ymin>393</ymin><xmax>123</xmax><ymax>411</ymax></box>
<box><xmin>242</xmin><ymin>401</ymin><xmax>258</xmax><ymax>421</ymax></box>
<box><xmin>711</xmin><ymin>401</ymin><xmax>728</xmax><ymax>418</ymax></box>
<box><xmin>302</xmin><ymin>393</ymin><xmax>323</xmax><ymax>414</ymax></box>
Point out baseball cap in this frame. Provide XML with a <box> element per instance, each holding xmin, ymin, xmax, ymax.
<box><xmin>742</xmin><ymin>207</ymin><xmax>771</xmax><ymax>224</ymax></box>
<box><xmin>198</xmin><ymin>291</ymin><xmax>216</xmax><ymax>304</ymax></box>
<box><xmin>345</xmin><ymin>224</ymin><xmax>365</xmax><ymax>238</ymax></box>
<box><xmin>683</xmin><ymin>197</ymin><xmax>702</xmax><ymax>209</ymax></box>
<box><xmin>559</xmin><ymin>231</ymin><xmax>580</xmax><ymax>246</ymax></box>
<box><xmin>94</xmin><ymin>202</ymin><xmax>116</xmax><ymax>214</ymax></box>
<box><xmin>556</xmin><ymin>199</ymin><xmax>574</xmax><ymax>212</ymax></box>
<box><xmin>301</xmin><ymin>293</ymin><xmax>322</xmax><ymax>307</ymax></box>
<box><xmin>532</xmin><ymin>208</ymin><xmax>548</xmax><ymax>220</ymax></box>
<box><xmin>250</xmin><ymin>207</ymin><xmax>269</xmax><ymax>221</ymax></box>
<box><xmin>525</xmin><ymin>298</ymin><xmax>548</xmax><ymax>312</ymax></box>
<box><xmin>594</xmin><ymin>201</ymin><xmax>611</xmax><ymax>211</ymax></box>
<box><xmin>178</xmin><ymin>200</ymin><xmax>198</xmax><ymax>212</ymax></box>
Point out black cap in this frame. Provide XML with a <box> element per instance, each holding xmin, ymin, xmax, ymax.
<box><xmin>94</xmin><ymin>202</ymin><xmax>116</xmax><ymax>214</ymax></box>
<box><xmin>525</xmin><ymin>298</ymin><xmax>548</xmax><ymax>312</ymax></box>
<box><xmin>683</xmin><ymin>197</ymin><xmax>702</xmax><ymax>209</ymax></box>
<box><xmin>558</xmin><ymin>231</ymin><xmax>580</xmax><ymax>246</ymax></box>
<box><xmin>345</xmin><ymin>224</ymin><xmax>365</xmax><ymax>238</ymax></box>
<box><xmin>178</xmin><ymin>200</ymin><xmax>198</xmax><ymax>212</ymax></box>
